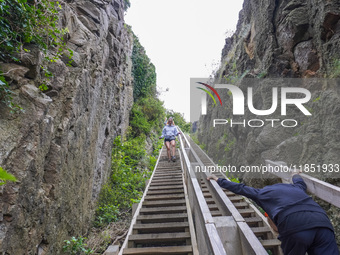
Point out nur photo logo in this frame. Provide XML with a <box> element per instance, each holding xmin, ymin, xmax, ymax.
<box><xmin>191</xmin><ymin>78</ymin><xmax>314</xmax><ymax>128</ymax></box>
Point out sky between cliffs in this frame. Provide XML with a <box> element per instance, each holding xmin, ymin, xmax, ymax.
<box><xmin>125</xmin><ymin>0</ymin><xmax>243</xmax><ymax>121</ymax></box>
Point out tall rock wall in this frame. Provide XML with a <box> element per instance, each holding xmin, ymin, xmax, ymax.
<box><xmin>197</xmin><ymin>0</ymin><xmax>340</xmax><ymax>244</ymax></box>
<box><xmin>0</xmin><ymin>0</ymin><xmax>133</xmax><ymax>253</ymax></box>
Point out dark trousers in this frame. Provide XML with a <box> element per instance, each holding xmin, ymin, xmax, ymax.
<box><xmin>280</xmin><ymin>227</ymin><xmax>339</xmax><ymax>255</ymax></box>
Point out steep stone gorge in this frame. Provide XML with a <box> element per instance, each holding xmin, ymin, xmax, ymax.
<box><xmin>0</xmin><ymin>0</ymin><xmax>133</xmax><ymax>253</ymax></box>
<box><xmin>197</xmin><ymin>0</ymin><xmax>340</xmax><ymax>244</ymax></box>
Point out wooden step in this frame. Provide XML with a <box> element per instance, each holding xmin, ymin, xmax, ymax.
<box><xmin>211</xmin><ymin>211</ymin><xmax>223</xmax><ymax>217</ymax></box>
<box><xmin>144</xmin><ymin>194</ymin><xmax>185</xmax><ymax>200</ymax></box>
<box><xmin>238</xmin><ymin>208</ymin><xmax>254</xmax><ymax>216</ymax></box>
<box><xmin>151</xmin><ymin>177</ymin><xmax>182</xmax><ymax>181</ymax></box>
<box><xmin>143</xmin><ymin>199</ymin><xmax>186</xmax><ymax>207</ymax></box>
<box><xmin>260</xmin><ymin>239</ymin><xmax>281</xmax><ymax>248</ymax></box>
<box><xmin>251</xmin><ymin>226</ymin><xmax>272</xmax><ymax>235</ymax></box>
<box><xmin>228</xmin><ymin>195</ymin><xmax>243</xmax><ymax>201</ymax></box>
<box><xmin>147</xmin><ymin>189</ymin><xmax>184</xmax><ymax>195</ymax></box>
<box><xmin>123</xmin><ymin>245</ymin><xmax>192</xmax><ymax>255</ymax></box>
<box><xmin>152</xmin><ymin>175</ymin><xmax>182</xmax><ymax>180</ymax></box>
<box><xmin>150</xmin><ymin>181</ymin><xmax>183</xmax><ymax>186</ymax></box>
<box><xmin>155</xmin><ymin>169</ymin><xmax>182</xmax><ymax>173</ymax></box>
<box><xmin>133</xmin><ymin>222</ymin><xmax>189</xmax><ymax>233</ymax></box>
<box><xmin>148</xmin><ymin>185</ymin><xmax>183</xmax><ymax>190</ymax></box>
<box><xmin>128</xmin><ymin>232</ymin><xmax>190</xmax><ymax>243</ymax></box>
<box><xmin>205</xmin><ymin>198</ymin><xmax>215</xmax><ymax>204</ymax></box>
<box><xmin>202</xmin><ymin>192</ymin><xmax>212</xmax><ymax>198</ymax></box>
<box><xmin>153</xmin><ymin>173</ymin><xmax>182</xmax><ymax>177</ymax></box>
<box><xmin>233</xmin><ymin>202</ymin><xmax>248</xmax><ymax>208</ymax></box>
<box><xmin>153</xmin><ymin>171</ymin><xmax>182</xmax><ymax>176</ymax></box>
<box><xmin>137</xmin><ymin>213</ymin><xmax>188</xmax><ymax>223</ymax></box>
<box><xmin>208</xmin><ymin>204</ymin><xmax>219</xmax><ymax>211</ymax></box>
<box><xmin>244</xmin><ymin>217</ymin><xmax>263</xmax><ymax>226</ymax></box>
<box><xmin>140</xmin><ymin>206</ymin><xmax>187</xmax><ymax>214</ymax></box>
<box><xmin>156</xmin><ymin>167</ymin><xmax>182</xmax><ymax>170</ymax></box>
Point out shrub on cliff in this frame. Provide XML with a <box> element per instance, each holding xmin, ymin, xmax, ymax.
<box><xmin>0</xmin><ymin>0</ymin><xmax>70</xmax><ymax>110</ymax></box>
<box><xmin>131</xmin><ymin>34</ymin><xmax>157</xmax><ymax>100</ymax></box>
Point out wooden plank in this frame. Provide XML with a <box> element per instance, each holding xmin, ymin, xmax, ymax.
<box><xmin>251</xmin><ymin>226</ymin><xmax>271</xmax><ymax>235</ymax></box>
<box><xmin>143</xmin><ymin>200</ymin><xmax>186</xmax><ymax>207</ymax></box>
<box><xmin>133</xmin><ymin>222</ymin><xmax>189</xmax><ymax>232</ymax></box>
<box><xmin>211</xmin><ymin>211</ymin><xmax>223</xmax><ymax>217</ymax></box>
<box><xmin>205</xmin><ymin>224</ymin><xmax>228</xmax><ymax>255</ymax></box>
<box><xmin>139</xmin><ymin>206</ymin><xmax>187</xmax><ymax>214</ymax></box>
<box><xmin>180</xmin><ymin>136</ymin><xmax>225</xmax><ymax>255</ymax></box>
<box><xmin>237</xmin><ymin>221</ymin><xmax>268</xmax><ymax>255</ymax></box>
<box><xmin>137</xmin><ymin>213</ymin><xmax>188</xmax><ymax>221</ymax></box>
<box><xmin>123</xmin><ymin>245</ymin><xmax>192</xmax><ymax>255</ymax></box>
<box><xmin>153</xmin><ymin>172</ymin><xmax>182</xmax><ymax>177</ymax></box>
<box><xmin>244</xmin><ymin>217</ymin><xmax>263</xmax><ymax>223</ymax></box>
<box><xmin>228</xmin><ymin>195</ymin><xmax>244</xmax><ymax>201</ymax></box>
<box><xmin>147</xmin><ymin>189</ymin><xmax>184</xmax><ymax>195</ymax></box>
<box><xmin>190</xmin><ymin>177</ymin><xmax>214</xmax><ymax>224</ymax></box>
<box><xmin>208</xmin><ymin>178</ymin><xmax>245</xmax><ymax>222</ymax></box>
<box><xmin>233</xmin><ymin>202</ymin><xmax>248</xmax><ymax>208</ymax></box>
<box><xmin>180</xmin><ymin>155</ymin><xmax>199</xmax><ymax>255</ymax></box>
<box><xmin>150</xmin><ymin>181</ymin><xmax>183</xmax><ymax>186</ymax></box>
<box><xmin>300</xmin><ymin>173</ymin><xmax>340</xmax><ymax>208</ymax></box>
<box><xmin>238</xmin><ymin>208</ymin><xmax>254</xmax><ymax>216</ymax></box>
<box><xmin>148</xmin><ymin>185</ymin><xmax>183</xmax><ymax>190</ymax></box>
<box><xmin>128</xmin><ymin>232</ymin><xmax>190</xmax><ymax>242</ymax></box>
<box><xmin>144</xmin><ymin>194</ymin><xmax>185</xmax><ymax>200</ymax></box>
<box><xmin>260</xmin><ymin>239</ymin><xmax>281</xmax><ymax>248</ymax></box>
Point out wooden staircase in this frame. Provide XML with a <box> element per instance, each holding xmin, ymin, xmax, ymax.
<box><xmin>121</xmin><ymin>149</ymin><xmax>197</xmax><ymax>255</ymax></box>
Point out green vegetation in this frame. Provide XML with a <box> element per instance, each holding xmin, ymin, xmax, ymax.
<box><xmin>0</xmin><ymin>166</ymin><xmax>17</xmax><ymax>186</ymax></box>
<box><xmin>130</xmin><ymin>96</ymin><xmax>164</xmax><ymax>137</ymax></box>
<box><xmin>95</xmin><ymin>134</ymin><xmax>162</xmax><ymax>227</ymax></box>
<box><xmin>0</xmin><ymin>0</ymin><xmax>71</xmax><ymax>111</ymax></box>
<box><xmin>63</xmin><ymin>236</ymin><xmax>93</xmax><ymax>255</ymax></box>
<box><xmin>131</xmin><ymin>34</ymin><xmax>156</xmax><ymax>100</ymax></box>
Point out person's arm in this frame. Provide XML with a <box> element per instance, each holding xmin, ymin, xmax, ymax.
<box><xmin>292</xmin><ymin>174</ymin><xmax>307</xmax><ymax>192</ymax></box>
<box><xmin>208</xmin><ymin>175</ymin><xmax>260</xmax><ymax>201</ymax></box>
<box><xmin>174</xmin><ymin>126</ymin><xmax>181</xmax><ymax>136</ymax></box>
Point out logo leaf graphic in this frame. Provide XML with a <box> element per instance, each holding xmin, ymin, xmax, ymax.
<box><xmin>197</xmin><ymin>82</ymin><xmax>222</xmax><ymax>106</ymax></box>
<box><xmin>197</xmin><ymin>87</ymin><xmax>217</xmax><ymax>106</ymax></box>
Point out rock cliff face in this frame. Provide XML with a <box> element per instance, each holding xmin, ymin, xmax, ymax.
<box><xmin>197</xmin><ymin>0</ymin><xmax>340</xmax><ymax>244</ymax></box>
<box><xmin>0</xmin><ymin>0</ymin><xmax>133</xmax><ymax>253</ymax></box>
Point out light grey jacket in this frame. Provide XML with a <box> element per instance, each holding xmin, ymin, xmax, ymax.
<box><xmin>161</xmin><ymin>125</ymin><xmax>179</xmax><ymax>140</ymax></box>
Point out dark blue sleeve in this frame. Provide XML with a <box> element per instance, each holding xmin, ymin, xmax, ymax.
<box><xmin>292</xmin><ymin>174</ymin><xmax>307</xmax><ymax>192</ymax></box>
<box><xmin>217</xmin><ymin>178</ymin><xmax>260</xmax><ymax>201</ymax></box>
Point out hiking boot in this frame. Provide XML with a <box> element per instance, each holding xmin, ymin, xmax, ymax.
<box><xmin>172</xmin><ymin>156</ymin><xmax>176</xmax><ymax>162</ymax></box>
